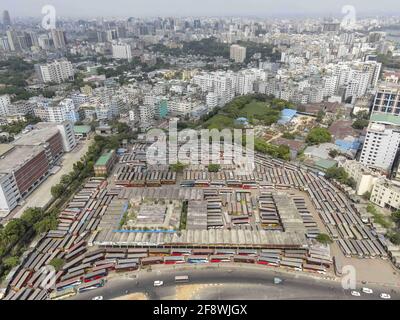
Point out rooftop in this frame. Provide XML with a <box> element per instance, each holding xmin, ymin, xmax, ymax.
<box><xmin>370</xmin><ymin>113</ymin><xmax>400</xmax><ymax>126</ymax></box>
<box><xmin>12</xmin><ymin>124</ymin><xmax>59</xmax><ymax>147</ymax></box>
<box><xmin>95</xmin><ymin>150</ymin><xmax>115</xmax><ymax>166</ymax></box>
<box><xmin>73</xmin><ymin>125</ymin><xmax>92</xmax><ymax>134</ymax></box>
<box><xmin>0</xmin><ymin>145</ymin><xmax>45</xmax><ymax>175</ymax></box>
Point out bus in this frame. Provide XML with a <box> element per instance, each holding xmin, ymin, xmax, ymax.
<box><xmin>164</xmin><ymin>256</ymin><xmax>185</xmax><ymax>264</ymax></box>
<box><xmin>303</xmin><ymin>263</ymin><xmax>327</xmax><ymax>274</ymax></box>
<box><xmin>55</xmin><ymin>277</ymin><xmax>82</xmax><ymax>292</ymax></box>
<box><xmin>50</xmin><ymin>287</ymin><xmax>76</xmax><ymax>300</ymax></box>
<box><xmin>187</xmin><ymin>255</ymin><xmax>209</xmax><ymax>264</ymax></box>
<box><xmin>77</xmin><ymin>279</ymin><xmax>106</xmax><ymax>293</ymax></box>
<box><xmin>174</xmin><ymin>275</ymin><xmax>189</xmax><ymax>283</ymax></box>
<box><xmin>170</xmin><ymin>248</ymin><xmax>192</xmax><ymax>256</ymax></box>
<box><xmin>82</xmin><ymin>269</ymin><xmax>108</xmax><ymax>283</ymax></box>
<box><xmin>210</xmin><ymin>255</ymin><xmax>232</xmax><ymax>263</ymax></box>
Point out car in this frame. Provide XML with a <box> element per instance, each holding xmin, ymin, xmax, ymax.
<box><xmin>153</xmin><ymin>280</ymin><xmax>164</xmax><ymax>287</ymax></box>
<box><xmin>362</xmin><ymin>287</ymin><xmax>373</xmax><ymax>294</ymax></box>
<box><xmin>273</xmin><ymin>277</ymin><xmax>283</xmax><ymax>285</ymax></box>
<box><xmin>92</xmin><ymin>296</ymin><xmax>103</xmax><ymax>300</ymax></box>
<box><xmin>350</xmin><ymin>291</ymin><xmax>361</xmax><ymax>297</ymax></box>
<box><xmin>380</xmin><ymin>293</ymin><xmax>391</xmax><ymax>299</ymax></box>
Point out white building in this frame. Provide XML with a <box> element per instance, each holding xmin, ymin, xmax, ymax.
<box><xmin>48</xmin><ymin>99</ymin><xmax>79</xmax><ymax>123</ymax></box>
<box><xmin>35</xmin><ymin>59</ymin><xmax>74</xmax><ymax>84</ymax></box>
<box><xmin>0</xmin><ymin>94</ymin><xmax>11</xmax><ymax>117</ymax></box>
<box><xmin>230</xmin><ymin>44</ymin><xmax>246</xmax><ymax>63</ymax></box>
<box><xmin>339</xmin><ymin>159</ymin><xmax>382</xmax><ymax>196</ymax></box>
<box><xmin>370</xmin><ymin>178</ymin><xmax>400</xmax><ymax>210</ymax></box>
<box><xmin>206</xmin><ymin>92</ymin><xmax>219</xmax><ymax>110</ymax></box>
<box><xmin>359</xmin><ymin>122</ymin><xmax>400</xmax><ymax>173</ymax></box>
<box><xmin>112</xmin><ymin>43</ymin><xmax>132</xmax><ymax>61</ymax></box>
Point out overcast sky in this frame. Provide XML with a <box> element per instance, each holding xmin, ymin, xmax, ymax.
<box><xmin>2</xmin><ymin>0</ymin><xmax>400</xmax><ymax>18</ymax></box>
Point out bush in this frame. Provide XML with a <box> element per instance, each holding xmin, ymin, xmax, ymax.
<box><xmin>316</xmin><ymin>233</ymin><xmax>333</xmax><ymax>245</ymax></box>
<box><xmin>306</xmin><ymin>127</ymin><xmax>332</xmax><ymax>145</ymax></box>
<box><xmin>49</xmin><ymin>258</ymin><xmax>65</xmax><ymax>271</ymax></box>
<box><xmin>208</xmin><ymin>164</ymin><xmax>221</xmax><ymax>172</ymax></box>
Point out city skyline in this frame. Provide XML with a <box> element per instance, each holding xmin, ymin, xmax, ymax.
<box><xmin>2</xmin><ymin>0</ymin><xmax>400</xmax><ymax>18</ymax></box>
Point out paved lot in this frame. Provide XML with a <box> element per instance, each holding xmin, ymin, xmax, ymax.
<box><xmin>4</xmin><ymin>138</ymin><xmax>92</xmax><ymax>221</ymax></box>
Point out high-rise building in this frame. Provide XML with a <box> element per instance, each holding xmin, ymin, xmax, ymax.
<box><xmin>2</xmin><ymin>10</ymin><xmax>11</xmax><ymax>27</ymax></box>
<box><xmin>6</xmin><ymin>29</ymin><xmax>18</xmax><ymax>51</ymax></box>
<box><xmin>0</xmin><ymin>94</ymin><xmax>11</xmax><ymax>117</ymax></box>
<box><xmin>51</xmin><ymin>29</ymin><xmax>67</xmax><ymax>49</ymax></box>
<box><xmin>230</xmin><ymin>44</ymin><xmax>247</xmax><ymax>63</ymax></box>
<box><xmin>0</xmin><ymin>36</ymin><xmax>10</xmax><ymax>51</ymax></box>
<box><xmin>35</xmin><ymin>59</ymin><xmax>74</xmax><ymax>84</ymax></box>
<box><xmin>359</xmin><ymin>122</ymin><xmax>400</xmax><ymax>173</ymax></box>
<box><xmin>372</xmin><ymin>83</ymin><xmax>400</xmax><ymax>116</ymax></box>
<box><xmin>112</xmin><ymin>43</ymin><xmax>132</xmax><ymax>61</ymax></box>
<box><xmin>48</xmin><ymin>99</ymin><xmax>79</xmax><ymax>123</ymax></box>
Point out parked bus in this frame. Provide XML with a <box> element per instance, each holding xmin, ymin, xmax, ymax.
<box><xmin>77</xmin><ymin>279</ymin><xmax>106</xmax><ymax>293</ymax></box>
<box><xmin>210</xmin><ymin>255</ymin><xmax>232</xmax><ymax>263</ymax></box>
<box><xmin>187</xmin><ymin>255</ymin><xmax>209</xmax><ymax>264</ymax></box>
<box><xmin>50</xmin><ymin>287</ymin><xmax>76</xmax><ymax>300</ymax></box>
<box><xmin>164</xmin><ymin>256</ymin><xmax>185</xmax><ymax>264</ymax></box>
<box><xmin>170</xmin><ymin>248</ymin><xmax>192</xmax><ymax>256</ymax></box>
<box><xmin>303</xmin><ymin>263</ymin><xmax>326</xmax><ymax>274</ymax></box>
<box><xmin>55</xmin><ymin>277</ymin><xmax>82</xmax><ymax>292</ymax></box>
<box><xmin>174</xmin><ymin>275</ymin><xmax>189</xmax><ymax>283</ymax></box>
<box><xmin>82</xmin><ymin>269</ymin><xmax>108</xmax><ymax>283</ymax></box>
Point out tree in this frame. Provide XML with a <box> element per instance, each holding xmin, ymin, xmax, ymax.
<box><xmin>362</xmin><ymin>191</ymin><xmax>371</xmax><ymax>200</ymax></box>
<box><xmin>352</xmin><ymin>119</ymin><xmax>369</xmax><ymax>130</ymax></box>
<box><xmin>51</xmin><ymin>184</ymin><xmax>65</xmax><ymax>198</ymax></box>
<box><xmin>170</xmin><ymin>162</ymin><xmax>187</xmax><ymax>173</ymax></box>
<box><xmin>316</xmin><ymin>110</ymin><xmax>325</xmax><ymax>123</ymax></box>
<box><xmin>391</xmin><ymin>210</ymin><xmax>400</xmax><ymax>225</ymax></box>
<box><xmin>316</xmin><ymin>233</ymin><xmax>333</xmax><ymax>245</ymax></box>
<box><xmin>49</xmin><ymin>258</ymin><xmax>65</xmax><ymax>271</ymax></box>
<box><xmin>208</xmin><ymin>164</ymin><xmax>221</xmax><ymax>172</ymax></box>
<box><xmin>2</xmin><ymin>256</ymin><xmax>20</xmax><ymax>268</ymax></box>
<box><xmin>387</xmin><ymin>232</ymin><xmax>400</xmax><ymax>245</ymax></box>
<box><xmin>328</xmin><ymin>149</ymin><xmax>339</xmax><ymax>158</ymax></box>
<box><xmin>306</xmin><ymin>127</ymin><xmax>331</xmax><ymax>145</ymax></box>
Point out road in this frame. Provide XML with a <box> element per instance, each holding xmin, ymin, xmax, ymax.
<box><xmin>70</xmin><ymin>265</ymin><xmax>399</xmax><ymax>300</ymax></box>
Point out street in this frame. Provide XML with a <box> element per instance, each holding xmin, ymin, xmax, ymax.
<box><xmin>70</xmin><ymin>265</ymin><xmax>399</xmax><ymax>300</ymax></box>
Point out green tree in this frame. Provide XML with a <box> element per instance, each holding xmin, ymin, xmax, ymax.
<box><xmin>316</xmin><ymin>110</ymin><xmax>325</xmax><ymax>123</ymax></box>
<box><xmin>208</xmin><ymin>164</ymin><xmax>221</xmax><ymax>172</ymax></box>
<box><xmin>328</xmin><ymin>149</ymin><xmax>339</xmax><ymax>158</ymax></box>
<box><xmin>391</xmin><ymin>210</ymin><xmax>400</xmax><ymax>225</ymax></box>
<box><xmin>49</xmin><ymin>258</ymin><xmax>65</xmax><ymax>271</ymax></box>
<box><xmin>352</xmin><ymin>119</ymin><xmax>369</xmax><ymax>130</ymax></box>
<box><xmin>2</xmin><ymin>256</ymin><xmax>20</xmax><ymax>268</ymax></box>
<box><xmin>316</xmin><ymin>233</ymin><xmax>333</xmax><ymax>245</ymax></box>
<box><xmin>51</xmin><ymin>184</ymin><xmax>65</xmax><ymax>198</ymax></box>
<box><xmin>306</xmin><ymin>127</ymin><xmax>332</xmax><ymax>145</ymax></box>
<box><xmin>170</xmin><ymin>162</ymin><xmax>187</xmax><ymax>173</ymax></box>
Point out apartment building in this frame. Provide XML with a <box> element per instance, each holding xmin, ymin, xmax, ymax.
<box><xmin>359</xmin><ymin>122</ymin><xmax>400</xmax><ymax>173</ymax></box>
<box><xmin>35</xmin><ymin>59</ymin><xmax>74</xmax><ymax>84</ymax></box>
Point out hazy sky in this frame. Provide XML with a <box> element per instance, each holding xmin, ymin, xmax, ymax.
<box><xmin>2</xmin><ymin>0</ymin><xmax>400</xmax><ymax>18</ymax></box>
